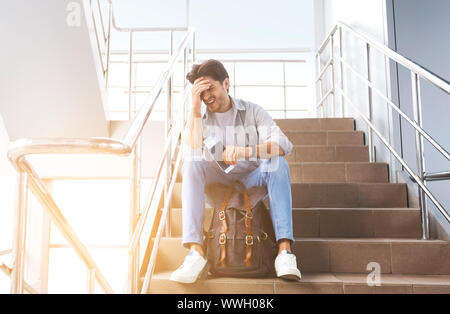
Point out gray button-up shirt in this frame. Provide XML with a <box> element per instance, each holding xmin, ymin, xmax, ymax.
<box><xmin>184</xmin><ymin>96</ymin><xmax>293</xmax><ymax>174</ymax></box>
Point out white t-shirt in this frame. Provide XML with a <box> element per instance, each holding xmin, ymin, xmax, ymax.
<box><xmin>211</xmin><ymin>108</ymin><xmax>253</xmax><ymax>174</ymax></box>
<box><xmin>211</xmin><ymin>108</ymin><xmax>235</xmax><ymax>147</ymax></box>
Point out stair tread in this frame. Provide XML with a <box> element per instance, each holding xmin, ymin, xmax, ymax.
<box><xmin>174</xmin><ymin>182</ymin><xmax>404</xmax><ymax>186</ymax></box>
<box><xmin>291</xmin><ymin>207</ymin><xmax>420</xmax><ymax>211</ymax></box>
<box><xmin>174</xmin><ymin>182</ymin><xmax>403</xmax><ymax>184</ymax></box>
<box><xmin>159</xmin><ymin>236</ymin><xmax>448</xmax><ymax>244</ymax></box>
<box><xmin>152</xmin><ymin>271</ymin><xmax>450</xmax><ymax>284</ymax></box>
<box><xmin>288</xmin><ymin>161</ymin><xmax>387</xmax><ymax>164</ymax></box>
<box><xmin>168</xmin><ymin>207</ymin><xmax>420</xmax><ymax>211</ymax></box>
<box><xmin>291</xmin><ymin>144</ymin><xmax>367</xmax><ymax>147</ymax></box>
<box><xmin>148</xmin><ymin>271</ymin><xmax>450</xmax><ymax>294</ymax></box>
<box><xmin>284</xmin><ymin>130</ymin><xmax>362</xmax><ymax>133</ymax></box>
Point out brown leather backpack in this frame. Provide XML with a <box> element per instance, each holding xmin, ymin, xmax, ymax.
<box><xmin>204</xmin><ymin>181</ymin><xmax>277</xmax><ymax>278</ymax></box>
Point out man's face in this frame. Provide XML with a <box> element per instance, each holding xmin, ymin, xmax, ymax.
<box><xmin>200</xmin><ymin>76</ymin><xmax>230</xmax><ymax>113</ymax></box>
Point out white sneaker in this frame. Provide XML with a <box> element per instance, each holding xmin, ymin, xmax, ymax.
<box><xmin>169</xmin><ymin>250</ymin><xmax>208</xmax><ymax>284</ymax></box>
<box><xmin>275</xmin><ymin>250</ymin><xmax>302</xmax><ymax>281</ymax></box>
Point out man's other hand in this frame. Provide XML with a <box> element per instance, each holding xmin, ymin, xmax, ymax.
<box><xmin>222</xmin><ymin>145</ymin><xmax>246</xmax><ymax>165</ymax></box>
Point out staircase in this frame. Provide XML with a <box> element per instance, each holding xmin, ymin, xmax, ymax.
<box><xmin>146</xmin><ymin>118</ymin><xmax>450</xmax><ymax>294</ymax></box>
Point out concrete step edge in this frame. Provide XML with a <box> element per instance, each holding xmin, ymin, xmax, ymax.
<box><xmin>167</xmin><ymin>207</ymin><xmax>421</xmax><ymax>212</ymax></box>
<box><xmin>159</xmin><ymin>237</ymin><xmax>448</xmax><ymax>244</ymax></box>
<box><xmin>146</xmin><ymin>271</ymin><xmax>450</xmax><ymax>294</ymax></box>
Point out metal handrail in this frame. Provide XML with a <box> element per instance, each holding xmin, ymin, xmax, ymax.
<box><xmin>140</xmin><ymin>125</ymin><xmax>185</xmax><ymax>294</ymax></box>
<box><xmin>334</xmin><ymin>54</ymin><xmax>450</xmax><ymax>161</ymax></box>
<box><xmin>7</xmin><ymin>24</ymin><xmax>195</xmax><ymax>293</ymax></box>
<box><xmin>338</xmin><ymin>88</ymin><xmax>450</xmax><ymax>223</ymax></box>
<box><xmin>107</xmin><ymin>52</ymin><xmax>310</xmax><ymax>120</ymax></box>
<box><xmin>0</xmin><ymin>249</ymin><xmax>11</xmax><ymax>257</ymax></box>
<box><xmin>88</xmin><ymin>0</ymin><xmax>190</xmax><ymax>118</ymax></box>
<box><xmin>317</xmin><ymin>23</ymin><xmax>450</xmax><ymax>94</ymax></box>
<box><xmin>128</xmin><ymin>90</ymin><xmax>189</xmax><ymax>253</ymax></box>
<box><xmin>0</xmin><ymin>263</ymin><xmax>38</xmax><ymax>294</ymax></box>
<box><xmin>104</xmin><ymin>47</ymin><xmax>310</xmax><ymax>56</ymax></box>
<box><xmin>316</xmin><ymin>22</ymin><xmax>450</xmax><ymax>239</ymax></box>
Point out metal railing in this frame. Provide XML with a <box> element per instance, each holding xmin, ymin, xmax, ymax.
<box><xmin>7</xmin><ymin>0</ymin><xmax>195</xmax><ymax>293</ymax></box>
<box><xmin>88</xmin><ymin>0</ymin><xmax>189</xmax><ymax>120</ymax></box>
<box><xmin>107</xmin><ymin>48</ymin><xmax>312</xmax><ymax>120</ymax></box>
<box><xmin>316</xmin><ymin>22</ymin><xmax>450</xmax><ymax>239</ymax></box>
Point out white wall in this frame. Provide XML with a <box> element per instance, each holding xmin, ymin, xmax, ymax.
<box><xmin>0</xmin><ymin>0</ymin><xmax>109</xmax><ymax>140</ymax></box>
<box><xmin>315</xmin><ymin>0</ymin><xmax>388</xmax><ymax>48</ymax></box>
<box><xmin>314</xmin><ymin>0</ymin><xmax>395</xmax><ymax>179</ymax></box>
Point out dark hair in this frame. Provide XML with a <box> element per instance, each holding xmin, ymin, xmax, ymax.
<box><xmin>186</xmin><ymin>59</ymin><xmax>229</xmax><ymax>85</ymax></box>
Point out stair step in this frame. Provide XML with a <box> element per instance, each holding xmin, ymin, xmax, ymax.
<box><xmin>154</xmin><ymin>238</ymin><xmax>450</xmax><ymax>275</ymax></box>
<box><xmin>274</xmin><ymin>118</ymin><xmax>355</xmax><ymax>132</ymax></box>
<box><xmin>293</xmin><ymin>208</ymin><xmax>422</xmax><ymax>238</ymax></box>
<box><xmin>147</xmin><ymin>272</ymin><xmax>450</xmax><ymax>294</ymax></box>
<box><xmin>285</xmin><ymin>145</ymin><xmax>370</xmax><ymax>163</ymax></box>
<box><xmin>289</xmin><ymin>162</ymin><xmax>389</xmax><ymax>183</ymax></box>
<box><xmin>178</xmin><ymin>162</ymin><xmax>390</xmax><ymax>184</ymax></box>
<box><xmin>284</xmin><ymin>131</ymin><xmax>365</xmax><ymax>146</ymax></box>
<box><xmin>290</xmin><ymin>183</ymin><xmax>407</xmax><ymax>208</ymax></box>
<box><xmin>166</xmin><ymin>208</ymin><xmax>422</xmax><ymax>239</ymax></box>
<box><xmin>175</xmin><ymin>146</ymin><xmax>372</xmax><ymax>183</ymax></box>
<box><xmin>171</xmin><ymin>183</ymin><xmax>408</xmax><ymax>208</ymax></box>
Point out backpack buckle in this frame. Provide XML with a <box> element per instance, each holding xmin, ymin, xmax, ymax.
<box><xmin>219</xmin><ymin>211</ymin><xmax>226</xmax><ymax>221</ymax></box>
<box><xmin>260</xmin><ymin>231</ymin><xmax>268</xmax><ymax>241</ymax></box>
<box><xmin>207</xmin><ymin>231</ymin><xmax>215</xmax><ymax>239</ymax></box>
<box><xmin>245</xmin><ymin>235</ymin><xmax>253</xmax><ymax>246</ymax></box>
<box><xmin>219</xmin><ymin>233</ymin><xmax>227</xmax><ymax>245</ymax></box>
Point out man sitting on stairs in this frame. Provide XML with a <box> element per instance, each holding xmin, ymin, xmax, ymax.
<box><xmin>170</xmin><ymin>59</ymin><xmax>302</xmax><ymax>284</ymax></box>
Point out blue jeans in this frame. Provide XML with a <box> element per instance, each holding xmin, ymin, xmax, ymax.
<box><xmin>181</xmin><ymin>156</ymin><xmax>294</xmax><ymax>248</ymax></box>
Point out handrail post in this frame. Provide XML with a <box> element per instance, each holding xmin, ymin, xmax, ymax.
<box><xmin>338</xmin><ymin>26</ymin><xmax>345</xmax><ymax>118</ymax></box>
<box><xmin>165</xmin><ymin>31</ymin><xmax>174</xmax><ymax>237</ymax></box>
<box><xmin>127</xmin><ymin>29</ymin><xmax>139</xmax><ymax>293</ymax></box>
<box><xmin>10</xmin><ymin>172</ymin><xmax>28</xmax><ymax>294</ymax></box>
<box><xmin>192</xmin><ymin>32</ymin><xmax>196</xmax><ymax>63</ymax></box>
<box><xmin>183</xmin><ymin>48</ymin><xmax>188</xmax><ymax>123</ymax></box>
<box><xmin>105</xmin><ymin>1</ymin><xmax>112</xmax><ymax>88</ymax></box>
<box><xmin>233</xmin><ymin>62</ymin><xmax>237</xmax><ymax>98</ymax></box>
<box><xmin>411</xmin><ymin>72</ymin><xmax>429</xmax><ymax>240</ymax></box>
<box><xmin>87</xmin><ymin>268</ymin><xmax>96</xmax><ymax>294</ymax></box>
<box><xmin>316</xmin><ymin>53</ymin><xmax>323</xmax><ymax>118</ymax></box>
<box><xmin>186</xmin><ymin>0</ymin><xmax>190</xmax><ymax>27</ymax></box>
<box><xmin>282</xmin><ymin>62</ymin><xmax>287</xmax><ymax>119</ymax></box>
<box><xmin>366</xmin><ymin>43</ymin><xmax>375</xmax><ymax>162</ymax></box>
<box><xmin>330</xmin><ymin>34</ymin><xmax>336</xmax><ymax>118</ymax></box>
<box><xmin>128</xmin><ymin>137</ymin><xmax>141</xmax><ymax>293</ymax></box>
<box><xmin>128</xmin><ymin>31</ymin><xmax>134</xmax><ymax>120</ymax></box>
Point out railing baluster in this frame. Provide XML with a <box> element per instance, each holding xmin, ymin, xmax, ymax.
<box><xmin>128</xmin><ymin>31</ymin><xmax>134</xmax><ymax>120</ymax></box>
<box><xmin>338</xmin><ymin>26</ymin><xmax>345</xmax><ymax>118</ymax></box>
<box><xmin>105</xmin><ymin>2</ymin><xmax>112</xmax><ymax>88</ymax></box>
<box><xmin>283</xmin><ymin>62</ymin><xmax>287</xmax><ymax>119</ymax></box>
<box><xmin>315</xmin><ymin>22</ymin><xmax>450</xmax><ymax>241</ymax></box>
<box><xmin>233</xmin><ymin>62</ymin><xmax>236</xmax><ymax>98</ymax></box>
<box><xmin>128</xmin><ymin>137</ymin><xmax>141</xmax><ymax>293</ymax></box>
<box><xmin>10</xmin><ymin>172</ymin><xmax>28</xmax><ymax>294</ymax></box>
<box><xmin>411</xmin><ymin>72</ymin><xmax>429</xmax><ymax>240</ymax></box>
<box><xmin>366</xmin><ymin>43</ymin><xmax>375</xmax><ymax>162</ymax></box>
<box><xmin>165</xmin><ymin>31</ymin><xmax>174</xmax><ymax>238</ymax></box>
<box><xmin>87</xmin><ymin>268</ymin><xmax>96</xmax><ymax>294</ymax></box>
<box><xmin>316</xmin><ymin>53</ymin><xmax>323</xmax><ymax>118</ymax></box>
<box><xmin>330</xmin><ymin>34</ymin><xmax>336</xmax><ymax>118</ymax></box>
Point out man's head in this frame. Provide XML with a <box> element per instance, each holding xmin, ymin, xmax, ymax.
<box><xmin>186</xmin><ymin>59</ymin><xmax>231</xmax><ymax>113</ymax></box>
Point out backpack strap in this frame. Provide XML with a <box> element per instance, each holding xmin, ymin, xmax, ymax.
<box><xmin>219</xmin><ymin>185</ymin><xmax>234</xmax><ymax>267</ymax></box>
<box><xmin>243</xmin><ymin>189</ymin><xmax>254</xmax><ymax>267</ymax></box>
